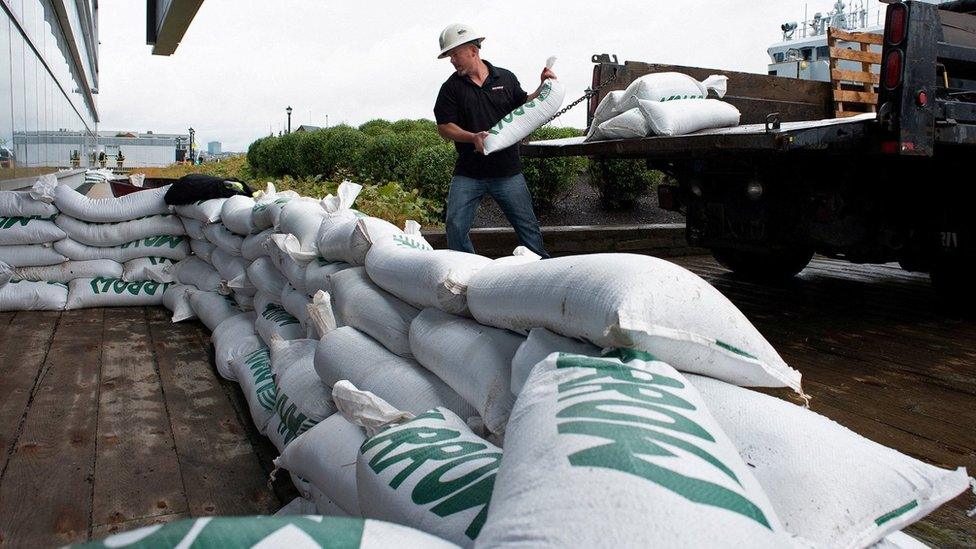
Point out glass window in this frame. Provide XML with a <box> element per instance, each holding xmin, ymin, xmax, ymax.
<box><xmin>0</xmin><ymin>17</ymin><xmax>14</xmax><ymax>180</ymax></box>
<box><xmin>816</xmin><ymin>46</ymin><xmax>830</xmax><ymax>59</ymax></box>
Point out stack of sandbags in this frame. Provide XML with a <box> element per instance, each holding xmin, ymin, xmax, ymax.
<box><xmin>587</xmin><ymin>72</ymin><xmax>739</xmax><ymax>140</ymax></box>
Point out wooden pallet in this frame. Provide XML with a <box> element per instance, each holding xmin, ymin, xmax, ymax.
<box><xmin>828</xmin><ymin>27</ymin><xmax>883</xmax><ymax>118</ymax></box>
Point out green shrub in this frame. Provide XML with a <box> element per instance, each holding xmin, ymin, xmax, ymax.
<box><xmin>587</xmin><ymin>158</ymin><xmax>662</xmax><ymax>209</ymax></box>
<box><xmin>355</xmin><ymin>132</ymin><xmax>439</xmax><ymax>183</ymax></box>
<box><xmin>405</xmin><ymin>144</ymin><xmax>457</xmax><ymax>214</ymax></box>
<box><xmin>359</xmin><ymin>119</ymin><xmax>394</xmax><ymax>136</ymax></box>
<box><xmin>522</xmin><ymin>126</ymin><xmax>588</xmax><ymax>213</ymax></box>
<box><xmin>246</xmin><ymin>137</ymin><xmax>274</xmax><ymax>174</ymax></box>
<box><xmin>391</xmin><ymin>118</ymin><xmax>438</xmax><ymax>135</ymax></box>
<box><xmin>294</xmin><ymin>125</ymin><xmax>368</xmax><ymax>180</ymax></box>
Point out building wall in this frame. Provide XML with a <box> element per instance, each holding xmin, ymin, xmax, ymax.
<box><xmin>207</xmin><ymin>141</ymin><xmax>220</xmax><ymax>155</ymax></box>
<box><xmin>1</xmin><ymin>0</ymin><xmax>99</xmax><ymax>181</ymax></box>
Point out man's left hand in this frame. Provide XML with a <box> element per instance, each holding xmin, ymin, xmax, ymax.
<box><xmin>541</xmin><ymin>68</ymin><xmax>557</xmax><ymax>82</ymax></box>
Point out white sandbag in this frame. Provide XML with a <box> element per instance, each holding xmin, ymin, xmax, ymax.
<box><xmin>189</xmin><ymin>237</ymin><xmax>215</xmax><ymax>262</ymax></box>
<box><xmin>278</xmin><ymin>252</ymin><xmax>308</xmax><ymax>295</ymax></box>
<box><xmin>252</xmin><ymin>182</ymin><xmax>300</xmax><ymax>230</ymax></box>
<box><xmin>477</xmin><ymin>351</ymin><xmax>790</xmax><ymax>548</ymax></box>
<box><xmin>273</xmin><ymin>413</ymin><xmax>365</xmax><ymax>517</ymax></box>
<box><xmin>52</xmin><ymin>183</ymin><xmax>171</xmax><ymax>223</ymax></box>
<box><xmin>173</xmin><ymin>198</ymin><xmax>226</xmax><ymax>223</ymax></box>
<box><xmin>246</xmin><ymin>256</ymin><xmax>287</xmax><ymax>296</ymax></box>
<box><xmin>188</xmin><ymin>289</ymin><xmax>240</xmax><ymax>332</ymax></box>
<box><xmin>166</xmin><ymin>256</ymin><xmax>224</xmax><ymax>292</ymax></box>
<box><xmin>241</xmin><ymin>228</ymin><xmax>273</xmax><ymax>261</ymax></box>
<box><xmin>234</xmin><ymin>291</ymin><xmax>254</xmax><ymax>312</ymax></box>
<box><xmin>510</xmin><ymin>327</ymin><xmax>601</xmax><ymax>396</ymax></box>
<box><xmin>483</xmin><ymin>77</ymin><xmax>566</xmax><ymax>155</ymax></box>
<box><xmin>307</xmin><ymin>290</ymin><xmax>341</xmax><ymax>337</ymax></box>
<box><xmin>121</xmin><ymin>256</ymin><xmax>176</xmax><ymax>282</ymax></box>
<box><xmin>212</xmin><ymin>312</ymin><xmax>260</xmax><ymax>380</ymax></box>
<box><xmin>330</xmin><ymin>267</ymin><xmax>420</xmax><ymax>357</ymax></box>
<box><xmin>269</xmin><ymin>337</ymin><xmax>337</xmax><ymax>447</ymax></box>
<box><xmin>0</xmin><ymin>190</ymin><xmax>58</xmax><ymax>218</ymax></box>
<box><xmin>304</xmin><ymin>258</ymin><xmax>353</xmax><ymax>297</ymax></box>
<box><xmin>639</xmin><ymin>98</ymin><xmax>741</xmax><ymax>137</ymax></box>
<box><xmin>0</xmin><ymin>215</ymin><xmax>65</xmax><ymax>245</ymax></box>
<box><xmin>180</xmin><ymin>216</ymin><xmax>207</xmax><ymax>240</ymax></box>
<box><xmin>409</xmin><ymin>308</ymin><xmax>523</xmax><ymax>434</ymax></box>
<box><xmin>0</xmin><ymin>280</ymin><xmax>68</xmax><ymax>311</ymax></box>
<box><xmin>872</xmin><ymin>532</ymin><xmax>931</xmax><ymax>549</ymax></box>
<box><xmin>594</xmin><ymin>107</ymin><xmax>650</xmax><ymax>140</ymax></box>
<box><xmin>211</xmin><ymin>248</ymin><xmax>249</xmax><ymax>288</ymax></box>
<box><xmin>281</xmin><ymin>283</ymin><xmax>312</xmax><ymax>333</ymax></box>
<box><xmin>625</xmin><ymin>72</ymin><xmax>728</xmax><ymax>102</ymax></box>
<box><xmin>4</xmin><ymin>259</ymin><xmax>123</xmax><ymax>282</ymax></box>
<box><xmin>466</xmin><ymin>253</ymin><xmax>802</xmax><ymax>393</ymax></box>
<box><xmin>54</xmin><ymin>235</ymin><xmax>190</xmax><ymax>263</ymax></box>
<box><xmin>274</xmin><ymin>496</ymin><xmax>319</xmax><ymax>517</ymax></box>
<box><xmin>65</xmin><ymin>277</ymin><xmax>170</xmax><ymax>309</ymax></box>
<box><xmin>162</xmin><ymin>283</ymin><xmax>196</xmax><ymax>323</ymax></box>
<box><xmin>220</xmin><ymin>194</ymin><xmax>256</xmax><ymax>235</ymax></box>
<box><xmin>365</xmin><ymin>229</ymin><xmax>490</xmax><ymax>316</ymax></box>
<box><xmin>84</xmin><ymin>516</ymin><xmax>460</xmax><ymax>548</ymax></box>
<box><xmin>277</xmin><ymin>198</ymin><xmax>328</xmax><ymax>262</ymax></box>
<box><xmin>202</xmin><ymin>222</ymin><xmax>244</xmax><ymax>256</ymax></box>
<box><xmin>229</xmin><ymin>346</ymin><xmax>276</xmax><ymax>433</ymax></box>
<box><xmin>687</xmin><ymin>375</ymin><xmax>973</xmax><ymax>548</ymax></box>
<box><xmin>586</xmin><ymin>89</ymin><xmax>630</xmax><ymax>139</ymax></box>
<box><xmin>317</xmin><ymin>216</ymin><xmax>401</xmax><ymax>266</ymax></box>
<box><xmin>0</xmin><ymin>244</ymin><xmax>68</xmax><ymax>267</ymax></box>
<box><xmin>254</xmin><ymin>291</ymin><xmax>306</xmax><ymax>344</ymax></box>
<box><xmin>358</xmin><ymin>407</ymin><xmax>501</xmax><ymax>546</ymax></box>
<box><xmin>314</xmin><ymin>326</ymin><xmax>476</xmax><ymax>418</ymax></box>
<box><xmin>54</xmin><ymin>213</ymin><xmax>184</xmax><ymax>247</ymax></box>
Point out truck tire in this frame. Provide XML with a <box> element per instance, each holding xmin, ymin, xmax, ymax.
<box><xmin>711</xmin><ymin>247</ymin><xmax>814</xmax><ymax>281</ymax></box>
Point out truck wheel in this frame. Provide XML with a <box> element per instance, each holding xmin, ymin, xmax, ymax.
<box><xmin>930</xmin><ymin>256</ymin><xmax>976</xmax><ymax>313</ymax></box>
<box><xmin>711</xmin><ymin>247</ymin><xmax>814</xmax><ymax>280</ymax></box>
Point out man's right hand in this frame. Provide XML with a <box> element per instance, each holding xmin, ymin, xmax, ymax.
<box><xmin>472</xmin><ymin>131</ymin><xmax>489</xmax><ymax>154</ymax></box>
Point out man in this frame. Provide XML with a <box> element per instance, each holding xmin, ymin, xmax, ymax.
<box><xmin>433</xmin><ymin>24</ymin><xmax>552</xmax><ymax>258</ymax></box>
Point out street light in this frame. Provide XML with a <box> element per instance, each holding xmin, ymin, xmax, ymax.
<box><xmin>286</xmin><ymin>106</ymin><xmax>293</xmax><ymax>134</ymax></box>
<box><xmin>188</xmin><ymin>127</ymin><xmax>195</xmax><ymax>162</ymax></box>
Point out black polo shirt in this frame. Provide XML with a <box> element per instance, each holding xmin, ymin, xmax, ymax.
<box><xmin>434</xmin><ymin>60</ymin><xmax>529</xmax><ymax>179</ymax></box>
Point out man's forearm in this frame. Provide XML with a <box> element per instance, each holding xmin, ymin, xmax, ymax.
<box><xmin>437</xmin><ymin>123</ymin><xmax>477</xmax><ymax>144</ymax></box>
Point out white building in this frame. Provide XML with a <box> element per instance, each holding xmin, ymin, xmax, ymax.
<box><xmin>12</xmin><ymin>129</ymin><xmax>190</xmax><ymax>168</ymax></box>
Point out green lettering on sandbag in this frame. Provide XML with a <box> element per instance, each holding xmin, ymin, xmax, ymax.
<box><xmin>274</xmin><ymin>392</ymin><xmax>317</xmax><ymax>444</ymax></box>
<box><xmin>512</xmin><ymin>106</ymin><xmax>525</xmax><ymax>116</ymax></box>
<box><xmin>425</xmin><ymin>464</ymin><xmax>499</xmax><ymax>540</ymax></box>
<box><xmin>874</xmin><ymin>500</ymin><xmax>918</xmax><ymax>526</ymax></box>
<box><xmin>503</xmin><ymin>113</ymin><xmax>515</xmax><ymax>123</ymax></box>
<box><xmin>243</xmin><ymin>349</ymin><xmax>276</xmax><ymax>411</ymax></box>
<box><xmin>370</xmin><ymin>435</ymin><xmax>484</xmax><ymax>490</ymax></box>
<box><xmin>560</xmin><ymin>420</ymin><xmax>771</xmax><ymax>529</ymax></box>
<box><xmin>715</xmin><ymin>340</ymin><xmax>759</xmax><ymax>360</ymax></box>
<box><xmin>0</xmin><ymin>216</ymin><xmax>31</xmax><ymax>229</ymax></box>
<box><xmin>412</xmin><ymin>449</ymin><xmax>501</xmax><ymax>505</ymax></box>
<box><xmin>262</xmin><ymin>303</ymin><xmax>299</xmax><ymax>326</ymax></box>
<box><xmin>126</xmin><ymin>281</ymin><xmax>146</xmax><ymax>295</ymax></box>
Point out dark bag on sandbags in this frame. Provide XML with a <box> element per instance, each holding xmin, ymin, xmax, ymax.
<box><xmin>164</xmin><ymin>174</ymin><xmax>253</xmax><ymax>205</ymax></box>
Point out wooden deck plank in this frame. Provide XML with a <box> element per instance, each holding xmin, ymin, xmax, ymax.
<box><xmin>146</xmin><ymin>307</ymin><xmax>279</xmax><ymax>517</ymax></box>
<box><xmin>89</xmin><ymin>512</ymin><xmax>189</xmax><ymax>541</ymax></box>
<box><xmin>0</xmin><ymin>309</ymin><xmax>104</xmax><ymax>547</ymax></box>
<box><xmin>0</xmin><ymin>311</ymin><xmax>60</xmax><ymax>473</ymax></box>
<box><xmin>91</xmin><ymin>308</ymin><xmax>188</xmax><ymax>531</ymax></box>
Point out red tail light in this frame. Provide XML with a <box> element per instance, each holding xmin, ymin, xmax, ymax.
<box><xmin>883</xmin><ymin>50</ymin><xmax>903</xmax><ymax>89</ymax></box>
<box><xmin>886</xmin><ymin>4</ymin><xmax>907</xmax><ymax>45</ymax></box>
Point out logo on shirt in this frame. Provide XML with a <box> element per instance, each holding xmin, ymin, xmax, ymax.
<box><xmin>491</xmin><ymin>86</ymin><xmax>505</xmax><ymax>91</ymax></box>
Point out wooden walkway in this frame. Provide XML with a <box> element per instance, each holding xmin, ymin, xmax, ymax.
<box><xmin>0</xmin><ymin>256</ymin><xmax>972</xmax><ymax>546</ymax></box>
<box><xmin>0</xmin><ymin>307</ymin><xmax>295</xmax><ymax>547</ymax></box>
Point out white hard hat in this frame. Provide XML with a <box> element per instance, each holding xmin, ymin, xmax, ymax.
<box><xmin>437</xmin><ymin>23</ymin><xmax>485</xmax><ymax>59</ymax></box>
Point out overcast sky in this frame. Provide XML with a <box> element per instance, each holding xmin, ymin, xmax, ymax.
<box><xmin>95</xmin><ymin>0</ymin><xmax>882</xmax><ymax>151</ymax></box>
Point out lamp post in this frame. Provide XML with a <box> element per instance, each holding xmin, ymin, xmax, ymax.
<box><xmin>286</xmin><ymin>106</ymin><xmax>293</xmax><ymax>134</ymax></box>
<box><xmin>188</xmin><ymin>127</ymin><xmax>195</xmax><ymax>162</ymax></box>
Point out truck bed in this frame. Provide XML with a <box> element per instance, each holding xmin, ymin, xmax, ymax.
<box><xmin>521</xmin><ymin>113</ymin><xmax>877</xmax><ymax>159</ymax></box>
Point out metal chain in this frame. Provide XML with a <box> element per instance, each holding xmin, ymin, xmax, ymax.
<box><xmin>547</xmin><ymin>72</ymin><xmax>618</xmax><ymax>123</ymax></box>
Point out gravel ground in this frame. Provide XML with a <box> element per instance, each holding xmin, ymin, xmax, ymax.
<box><xmin>471</xmin><ymin>176</ymin><xmax>686</xmax><ymax>228</ymax></box>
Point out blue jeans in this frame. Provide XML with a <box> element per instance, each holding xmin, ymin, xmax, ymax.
<box><xmin>445</xmin><ymin>173</ymin><xmax>549</xmax><ymax>258</ymax></box>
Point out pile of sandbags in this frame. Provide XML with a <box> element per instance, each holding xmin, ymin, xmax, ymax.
<box><xmin>0</xmin><ymin>177</ymin><xmax>180</xmax><ymax>311</ymax></box>
<box><xmin>7</xmin><ymin>172</ymin><xmax>966</xmax><ymax>549</ymax></box>
<box><xmin>587</xmin><ymin>71</ymin><xmax>740</xmax><ymax>141</ymax></box>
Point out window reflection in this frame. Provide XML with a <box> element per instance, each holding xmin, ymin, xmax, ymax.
<box><xmin>2</xmin><ymin>0</ymin><xmax>98</xmax><ymax>182</ymax></box>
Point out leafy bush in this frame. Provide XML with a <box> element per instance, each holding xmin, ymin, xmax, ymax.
<box><xmin>391</xmin><ymin>118</ymin><xmax>438</xmax><ymax>135</ymax></box>
<box><xmin>522</xmin><ymin>126</ymin><xmax>588</xmax><ymax>213</ymax></box>
<box><xmin>296</xmin><ymin>125</ymin><xmax>368</xmax><ymax>179</ymax></box>
<box><xmin>587</xmin><ymin>158</ymin><xmax>662</xmax><ymax>210</ymax></box>
<box><xmin>405</xmin><ymin>144</ymin><xmax>457</xmax><ymax>214</ymax></box>
<box><xmin>355</xmin><ymin>132</ymin><xmax>439</xmax><ymax>183</ymax></box>
<box><xmin>358</xmin><ymin>119</ymin><xmax>394</xmax><ymax>136</ymax></box>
